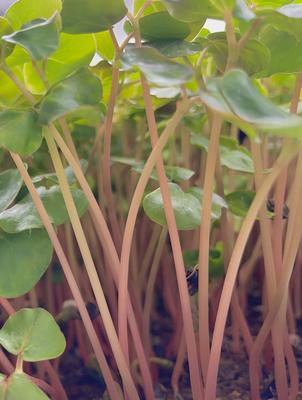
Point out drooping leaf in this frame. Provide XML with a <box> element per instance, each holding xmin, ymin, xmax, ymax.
<box><xmin>0</xmin><ymin>308</ymin><xmax>65</xmax><ymax>361</ymax></box>
<box><xmin>0</xmin><ymin>229</ymin><xmax>53</xmax><ymax>298</ymax></box>
<box><xmin>5</xmin><ymin>0</ymin><xmax>62</xmax><ymax>30</ymax></box>
<box><xmin>121</xmin><ymin>46</ymin><xmax>193</xmax><ymax>86</ymax></box>
<box><xmin>144</xmin><ymin>39</ymin><xmax>203</xmax><ymax>58</ymax></box>
<box><xmin>225</xmin><ymin>190</ymin><xmax>255</xmax><ymax>217</ymax></box>
<box><xmin>0</xmin><ymin>110</ymin><xmax>43</xmax><ymax>156</ymax></box>
<box><xmin>3</xmin><ymin>13</ymin><xmax>60</xmax><ymax>61</ymax></box>
<box><xmin>161</xmin><ymin>0</ymin><xmax>220</xmax><ymax>22</ymax></box>
<box><xmin>0</xmin><ymin>185</ymin><xmax>88</xmax><ymax>233</ymax></box>
<box><xmin>0</xmin><ymin>169</ymin><xmax>23</xmax><ymax>213</ymax></box>
<box><xmin>61</xmin><ymin>0</ymin><xmax>127</xmax><ymax>34</ymax></box>
<box><xmin>143</xmin><ymin>183</ymin><xmax>201</xmax><ymax>229</ymax></box>
<box><xmin>139</xmin><ymin>11</ymin><xmax>191</xmax><ymax>40</ymax></box>
<box><xmin>200</xmin><ymin>69</ymin><xmax>302</xmax><ymax>137</ymax></box>
<box><xmin>38</xmin><ymin>68</ymin><xmax>102</xmax><ymax>124</ymax></box>
<box><xmin>0</xmin><ymin>373</ymin><xmax>49</xmax><ymax>400</ymax></box>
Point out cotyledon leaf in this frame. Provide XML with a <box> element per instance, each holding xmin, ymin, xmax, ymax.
<box><xmin>0</xmin><ymin>169</ymin><xmax>23</xmax><ymax>213</ymax></box>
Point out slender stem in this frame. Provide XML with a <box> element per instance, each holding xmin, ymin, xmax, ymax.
<box><xmin>198</xmin><ymin>115</ymin><xmax>222</xmax><ymax>379</ymax></box>
<box><xmin>10</xmin><ymin>152</ymin><xmax>120</xmax><ymax>400</ymax></box>
<box><xmin>45</xmin><ymin>130</ymin><xmax>140</xmax><ymax>399</ymax></box>
<box><xmin>205</xmin><ymin>151</ymin><xmax>292</xmax><ymax>400</ymax></box>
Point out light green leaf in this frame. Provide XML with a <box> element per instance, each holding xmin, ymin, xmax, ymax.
<box><xmin>139</xmin><ymin>11</ymin><xmax>191</xmax><ymax>40</ymax></box>
<box><xmin>143</xmin><ymin>183</ymin><xmax>201</xmax><ymax>230</ymax></box>
<box><xmin>5</xmin><ymin>0</ymin><xmax>62</xmax><ymax>30</ymax></box>
<box><xmin>161</xmin><ymin>0</ymin><xmax>220</xmax><ymax>22</ymax></box>
<box><xmin>121</xmin><ymin>46</ymin><xmax>193</xmax><ymax>86</ymax></box>
<box><xmin>277</xmin><ymin>4</ymin><xmax>302</xmax><ymax>18</ymax></box>
<box><xmin>188</xmin><ymin>187</ymin><xmax>227</xmax><ymax>220</ymax></box>
<box><xmin>0</xmin><ymin>17</ymin><xmax>14</xmax><ymax>57</ymax></box>
<box><xmin>0</xmin><ymin>308</ymin><xmax>65</xmax><ymax>361</ymax></box>
<box><xmin>94</xmin><ymin>31</ymin><xmax>115</xmax><ymax>61</ymax></box>
<box><xmin>0</xmin><ymin>229</ymin><xmax>53</xmax><ymax>298</ymax></box>
<box><xmin>200</xmin><ymin>69</ymin><xmax>302</xmax><ymax>137</ymax></box>
<box><xmin>3</xmin><ymin>13</ymin><xmax>60</xmax><ymax>61</ymax></box>
<box><xmin>0</xmin><ymin>110</ymin><xmax>43</xmax><ymax>156</ymax></box>
<box><xmin>61</xmin><ymin>0</ymin><xmax>127</xmax><ymax>34</ymax></box>
<box><xmin>0</xmin><ymin>373</ymin><xmax>49</xmax><ymax>400</ymax></box>
<box><xmin>0</xmin><ymin>185</ymin><xmax>88</xmax><ymax>233</ymax></box>
<box><xmin>38</xmin><ymin>68</ymin><xmax>102</xmax><ymax>124</ymax></box>
<box><xmin>0</xmin><ymin>169</ymin><xmax>23</xmax><ymax>213</ymax></box>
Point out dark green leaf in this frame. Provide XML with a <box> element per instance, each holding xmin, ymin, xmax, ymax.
<box><xmin>0</xmin><ymin>185</ymin><xmax>88</xmax><ymax>233</ymax></box>
<box><xmin>61</xmin><ymin>0</ymin><xmax>127</xmax><ymax>34</ymax></box>
<box><xmin>139</xmin><ymin>11</ymin><xmax>191</xmax><ymax>40</ymax></box>
<box><xmin>0</xmin><ymin>110</ymin><xmax>42</xmax><ymax>156</ymax></box>
<box><xmin>0</xmin><ymin>373</ymin><xmax>49</xmax><ymax>399</ymax></box>
<box><xmin>0</xmin><ymin>229</ymin><xmax>53</xmax><ymax>298</ymax></box>
<box><xmin>3</xmin><ymin>13</ymin><xmax>60</xmax><ymax>60</ymax></box>
<box><xmin>225</xmin><ymin>190</ymin><xmax>255</xmax><ymax>217</ymax></box>
<box><xmin>121</xmin><ymin>46</ymin><xmax>193</xmax><ymax>86</ymax></box>
<box><xmin>0</xmin><ymin>169</ymin><xmax>23</xmax><ymax>213</ymax></box>
<box><xmin>38</xmin><ymin>68</ymin><xmax>102</xmax><ymax>124</ymax></box>
<box><xmin>144</xmin><ymin>39</ymin><xmax>203</xmax><ymax>58</ymax></box>
<box><xmin>0</xmin><ymin>308</ymin><xmax>65</xmax><ymax>361</ymax></box>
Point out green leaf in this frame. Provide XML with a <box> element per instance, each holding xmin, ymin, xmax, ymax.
<box><xmin>225</xmin><ymin>190</ymin><xmax>255</xmax><ymax>217</ymax></box>
<box><xmin>187</xmin><ymin>187</ymin><xmax>227</xmax><ymax>220</ymax></box>
<box><xmin>0</xmin><ymin>229</ymin><xmax>53</xmax><ymax>298</ymax></box>
<box><xmin>38</xmin><ymin>68</ymin><xmax>102</xmax><ymax>124</ymax></box>
<box><xmin>0</xmin><ymin>110</ymin><xmax>42</xmax><ymax>156</ymax></box>
<box><xmin>0</xmin><ymin>185</ymin><xmax>88</xmax><ymax>233</ymax></box>
<box><xmin>191</xmin><ymin>134</ymin><xmax>254</xmax><ymax>173</ymax></box>
<box><xmin>0</xmin><ymin>169</ymin><xmax>23</xmax><ymax>213</ymax></box>
<box><xmin>143</xmin><ymin>183</ymin><xmax>201</xmax><ymax>230</ymax></box>
<box><xmin>139</xmin><ymin>11</ymin><xmax>191</xmax><ymax>40</ymax></box>
<box><xmin>5</xmin><ymin>0</ymin><xmax>62</xmax><ymax>30</ymax></box>
<box><xmin>161</xmin><ymin>0</ymin><xmax>220</xmax><ymax>22</ymax></box>
<box><xmin>259</xmin><ymin>26</ymin><xmax>302</xmax><ymax>75</ymax></box>
<box><xmin>61</xmin><ymin>0</ymin><xmax>127</xmax><ymax>34</ymax></box>
<box><xmin>0</xmin><ymin>308</ymin><xmax>65</xmax><ymax>361</ymax></box>
<box><xmin>3</xmin><ymin>13</ymin><xmax>60</xmax><ymax>61</ymax></box>
<box><xmin>121</xmin><ymin>46</ymin><xmax>193</xmax><ymax>86</ymax></box>
<box><xmin>0</xmin><ymin>373</ymin><xmax>49</xmax><ymax>400</ymax></box>
<box><xmin>0</xmin><ymin>17</ymin><xmax>14</xmax><ymax>57</ymax></box>
<box><xmin>207</xmin><ymin>33</ymin><xmax>270</xmax><ymax>75</ymax></box>
<box><xmin>200</xmin><ymin>69</ymin><xmax>302</xmax><ymax>137</ymax></box>
<box><xmin>144</xmin><ymin>39</ymin><xmax>203</xmax><ymax>58</ymax></box>
<box><xmin>94</xmin><ymin>31</ymin><xmax>115</xmax><ymax>61</ymax></box>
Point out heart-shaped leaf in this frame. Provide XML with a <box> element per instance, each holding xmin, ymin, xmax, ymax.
<box><xmin>0</xmin><ymin>308</ymin><xmax>65</xmax><ymax>361</ymax></box>
<box><xmin>61</xmin><ymin>0</ymin><xmax>127</xmax><ymax>34</ymax></box>
<box><xmin>38</xmin><ymin>68</ymin><xmax>102</xmax><ymax>124</ymax></box>
<box><xmin>0</xmin><ymin>110</ymin><xmax>43</xmax><ymax>156</ymax></box>
<box><xmin>0</xmin><ymin>373</ymin><xmax>49</xmax><ymax>400</ymax></box>
<box><xmin>0</xmin><ymin>185</ymin><xmax>88</xmax><ymax>233</ymax></box>
<box><xmin>3</xmin><ymin>13</ymin><xmax>60</xmax><ymax>60</ymax></box>
<box><xmin>121</xmin><ymin>46</ymin><xmax>193</xmax><ymax>86</ymax></box>
<box><xmin>0</xmin><ymin>229</ymin><xmax>53</xmax><ymax>298</ymax></box>
<box><xmin>143</xmin><ymin>183</ymin><xmax>201</xmax><ymax>230</ymax></box>
<box><xmin>139</xmin><ymin>11</ymin><xmax>191</xmax><ymax>40</ymax></box>
<box><xmin>0</xmin><ymin>169</ymin><xmax>23</xmax><ymax>213</ymax></box>
<box><xmin>5</xmin><ymin>0</ymin><xmax>62</xmax><ymax>30</ymax></box>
